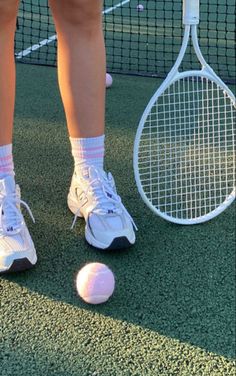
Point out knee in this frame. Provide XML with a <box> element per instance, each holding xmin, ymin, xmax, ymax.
<box><xmin>50</xmin><ymin>0</ymin><xmax>102</xmax><ymax>31</ymax></box>
<box><xmin>0</xmin><ymin>0</ymin><xmax>19</xmax><ymax>27</ymax></box>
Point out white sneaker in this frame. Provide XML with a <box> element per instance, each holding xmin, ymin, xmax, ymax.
<box><xmin>68</xmin><ymin>166</ymin><xmax>137</xmax><ymax>250</ymax></box>
<box><xmin>0</xmin><ymin>176</ymin><xmax>37</xmax><ymax>273</ymax></box>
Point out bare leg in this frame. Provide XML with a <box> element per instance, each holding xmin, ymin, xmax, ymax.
<box><xmin>0</xmin><ymin>1</ymin><xmax>37</xmax><ymax>274</ymax></box>
<box><xmin>49</xmin><ymin>0</ymin><xmax>136</xmax><ymax>251</ymax></box>
<box><xmin>48</xmin><ymin>0</ymin><xmax>106</xmax><ymax>138</ymax></box>
<box><xmin>0</xmin><ymin>0</ymin><xmax>19</xmax><ymax>146</ymax></box>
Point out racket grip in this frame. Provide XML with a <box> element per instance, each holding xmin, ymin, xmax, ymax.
<box><xmin>183</xmin><ymin>0</ymin><xmax>199</xmax><ymax>25</ymax></box>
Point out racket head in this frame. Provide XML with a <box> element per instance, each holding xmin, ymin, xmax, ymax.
<box><xmin>133</xmin><ymin>71</ymin><xmax>236</xmax><ymax>224</ymax></box>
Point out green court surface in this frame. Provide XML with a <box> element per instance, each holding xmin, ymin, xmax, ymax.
<box><xmin>0</xmin><ymin>63</ymin><xmax>235</xmax><ymax>376</ymax></box>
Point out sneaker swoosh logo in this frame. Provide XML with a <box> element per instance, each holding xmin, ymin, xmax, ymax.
<box><xmin>76</xmin><ymin>189</ymin><xmax>88</xmax><ymax>207</ymax></box>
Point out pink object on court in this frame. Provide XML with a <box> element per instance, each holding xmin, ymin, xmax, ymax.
<box><xmin>76</xmin><ymin>262</ymin><xmax>115</xmax><ymax>304</ymax></box>
<box><xmin>106</xmin><ymin>73</ymin><xmax>113</xmax><ymax>88</ymax></box>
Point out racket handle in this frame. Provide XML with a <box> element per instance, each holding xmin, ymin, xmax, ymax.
<box><xmin>183</xmin><ymin>0</ymin><xmax>199</xmax><ymax>25</ymax></box>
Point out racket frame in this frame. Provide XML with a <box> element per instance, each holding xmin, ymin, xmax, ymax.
<box><xmin>133</xmin><ymin>8</ymin><xmax>236</xmax><ymax>224</ymax></box>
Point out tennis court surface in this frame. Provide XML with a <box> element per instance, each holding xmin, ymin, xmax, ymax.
<box><xmin>1</xmin><ymin>1</ymin><xmax>235</xmax><ymax>375</ymax></box>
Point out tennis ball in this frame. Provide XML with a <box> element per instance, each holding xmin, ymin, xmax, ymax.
<box><xmin>76</xmin><ymin>262</ymin><xmax>115</xmax><ymax>304</ymax></box>
<box><xmin>137</xmin><ymin>4</ymin><xmax>144</xmax><ymax>11</ymax></box>
<box><xmin>106</xmin><ymin>73</ymin><xmax>113</xmax><ymax>88</ymax></box>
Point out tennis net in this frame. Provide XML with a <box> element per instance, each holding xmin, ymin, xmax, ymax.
<box><xmin>15</xmin><ymin>0</ymin><xmax>235</xmax><ymax>83</ymax></box>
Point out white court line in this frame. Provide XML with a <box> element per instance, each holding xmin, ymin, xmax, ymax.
<box><xmin>103</xmin><ymin>0</ymin><xmax>130</xmax><ymax>14</ymax></box>
<box><xmin>15</xmin><ymin>0</ymin><xmax>131</xmax><ymax>59</ymax></box>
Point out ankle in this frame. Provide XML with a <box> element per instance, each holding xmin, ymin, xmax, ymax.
<box><xmin>0</xmin><ymin>144</ymin><xmax>15</xmax><ymax>180</ymax></box>
<box><xmin>70</xmin><ymin>135</ymin><xmax>105</xmax><ymax>172</ymax></box>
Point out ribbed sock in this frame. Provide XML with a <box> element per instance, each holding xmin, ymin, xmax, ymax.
<box><xmin>0</xmin><ymin>144</ymin><xmax>15</xmax><ymax>179</ymax></box>
<box><xmin>70</xmin><ymin>135</ymin><xmax>105</xmax><ymax>173</ymax></box>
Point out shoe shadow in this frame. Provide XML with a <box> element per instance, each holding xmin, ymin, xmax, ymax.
<box><xmin>3</xmin><ymin>66</ymin><xmax>235</xmax><ymax>361</ymax></box>
<box><xmin>2</xmin><ymin>173</ymin><xmax>235</xmax><ymax>360</ymax></box>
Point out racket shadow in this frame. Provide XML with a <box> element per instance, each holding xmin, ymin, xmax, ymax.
<box><xmin>3</xmin><ymin>184</ymin><xmax>235</xmax><ymax>359</ymax></box>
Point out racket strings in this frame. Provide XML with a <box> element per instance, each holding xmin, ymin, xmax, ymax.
<box><xmin>138</xmin><ymin>76</ymin><xmax>235</xmax><ymax>219</ymax></box>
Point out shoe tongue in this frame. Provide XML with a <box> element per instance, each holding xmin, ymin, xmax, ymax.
<box><xmin>84</xmin><ymin>167</ymin><xmax>118</xmax><ymax>213</ymax></box>
<box><xmin>0</xmin><ymin>175</ymin><xmax>16</xmax><ymax>195</ymax></box>
<box><xmin>82</xmin><ymin>166</ymin><xmax>107</xmax><ymax>181</ymax></box>
<box><xmin>78</xmin><ymin>166</ymin><xmax>116</xmax><ymax>213</ymax></box>
<box><xmin>0</xmin><ymin>176</ymin><xmax>18</xmax><ymax>233</ymax></box>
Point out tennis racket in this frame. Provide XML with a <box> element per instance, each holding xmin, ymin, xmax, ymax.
<box><xmin>133</xmin><ymin>0</ymin><xmax>235</xmax><ymax>224</ymax></box>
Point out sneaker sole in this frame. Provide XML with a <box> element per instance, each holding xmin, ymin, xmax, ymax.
<box><xmin>68</xmin><ymin>193</ymin><xmax>135</xmax><ymax>250</ymax></box>
<box><xmin>0</xmin><ymin>257</ymin><xmax>36</xmax><ymax>274</ymax></box>
<box><xmin>0</xmin><ymin>248</ymin><xmax>37</xmax><ymax>274</ymax></box>
<box><xmin>86</xmin><ymin>234</ymin><xmax>135</xmax><ymax>250</ymax></box>
<box><xmin>107</xmin><ymin>237</ymin><xmax>134</xmax><ymax>250</ymax></box>
<box><xmin>85</xmin><ymin>226</ymin><xmax>135</xmax><ymax>250</ymax></box>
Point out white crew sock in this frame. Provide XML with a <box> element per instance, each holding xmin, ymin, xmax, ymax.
<box><xmin>0</xmin><ymin>144</ymin><xmax>15</xmax><ymax>179</ymax></box>
<box><xmin>70</xmin><ymin>135</ymin><xmax>105</xmax><ymax>172</ymax></box>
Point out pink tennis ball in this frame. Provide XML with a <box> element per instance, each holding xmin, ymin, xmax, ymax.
<box><xmin>106</xmin><ymin>73</ymin><xmax>113</xmax><ymax>88</ymax></box>
<box><xmin>76</xmin><ymin>263</ymin><xmax>115</xmax><ymax>304</ymax></box>
<box><xmin>137</xmin><ymin>4</ymin><xmax>144</xmax><ymax>11</ymax></box>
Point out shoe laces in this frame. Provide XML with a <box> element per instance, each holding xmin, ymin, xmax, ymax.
<box><xmin>0</xmin><ymin>191</ymin><xmax>35</xmax><ymax>236</ymax></box>
<box><xmin>71</xmin><ymin>167</ymin><xmax>138</xmax><ymax>231</ymax></box>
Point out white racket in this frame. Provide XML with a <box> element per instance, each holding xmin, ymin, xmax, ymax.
<box><xmin>133</xmin><ymin>0</ymin><xmax>235</xmax><ymax>225</ymax></box>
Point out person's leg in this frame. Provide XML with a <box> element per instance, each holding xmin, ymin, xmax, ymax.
<box><xmin>48</xmin><ymin>0</ymin><xmax>105</xmax><ymax>138</ymax></box>
<box><xmin>0</xmin><ymin>0</ymin><xmax>37</xmax><ymax>273</ymax></box>
<box><xmin>0</xmin><ymin>1</ymin><xmax>19</xmax><ymax>178</ymax></box>
<box><xmin>49</xmin><ymin>0</ymin><xmax>136</xmax><ymax>250</ymax></box>
<box><xmin>0</xmin><ymin>0</ymin><xmax>19</xmax><ymax>146</ymax></box>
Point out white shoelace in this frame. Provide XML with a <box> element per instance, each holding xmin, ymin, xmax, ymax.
<box><xmin>0</xmin><ymin>192</ymin><xmax>35</xmax><ymax>236</ymax></box>
<box><xmin>71</xmin><ymin>169</ymin><xmax>137</xmax><ymax>231</ymax></box>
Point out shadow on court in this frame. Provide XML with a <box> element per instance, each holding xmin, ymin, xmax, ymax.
<box><xmin>2</xmin><ymin>64</ymin><xmax>235</xmax><ymax>363</ymax></box>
